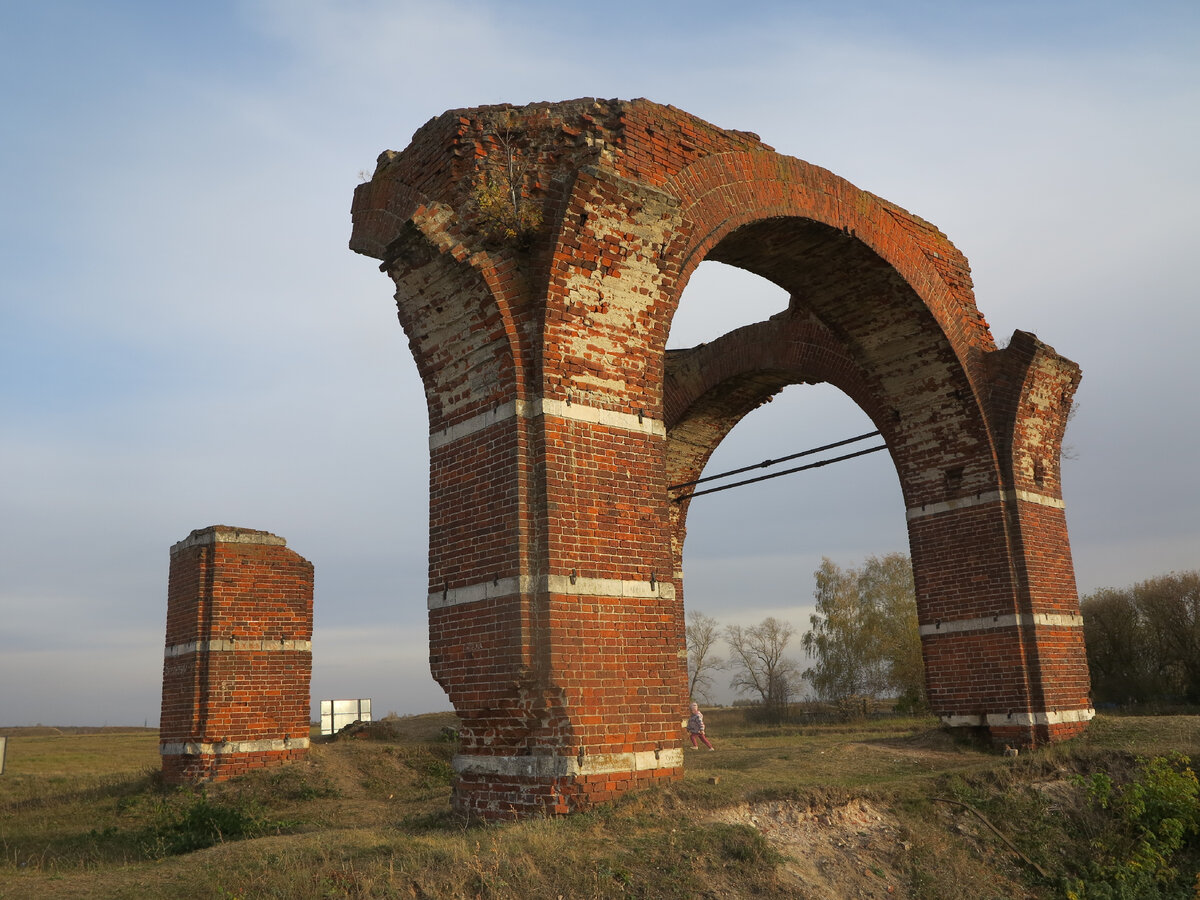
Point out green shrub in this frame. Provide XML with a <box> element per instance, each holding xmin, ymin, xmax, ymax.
<box><xmin>1064</xmin><ymin>753</ymin><xmax>1200</xmax><ymax>899</ymax></box>
<box><xmin>142</xmin><ymin>792</ymin><xmax>295</xmax><ymax>856</ymax></box>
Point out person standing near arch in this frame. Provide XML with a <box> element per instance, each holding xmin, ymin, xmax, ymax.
<box><xmin>686</xmin><ymin>702</ymin><xmax>715</xmax><ymax>750</ymax></box>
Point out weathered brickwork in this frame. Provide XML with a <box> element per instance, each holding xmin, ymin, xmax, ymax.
<box><xmin>159</xmin><ymin>526</ymin><xmax>313</xmax><ymax>783</ymax></box>
<box><xmin>350</xmin><ymin>98</ymin><xmax>1090</xmax><ymax>818</ymax></box>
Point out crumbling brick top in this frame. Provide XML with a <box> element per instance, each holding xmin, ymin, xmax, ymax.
<box><xmin>170</xmin><ymin>526</ymin><xmax>287</xmax><ymax>555</ymax></box>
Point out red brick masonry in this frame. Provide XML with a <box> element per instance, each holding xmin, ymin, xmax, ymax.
<box><xmin>346</xmin><ymin>98</ymin><xmax>1091</xmax><ymax>818</ymax></box>
<box><xmin>160</xmin><ymin>526</ymin><xmax>313</xmax><ymax>783</ymax></box>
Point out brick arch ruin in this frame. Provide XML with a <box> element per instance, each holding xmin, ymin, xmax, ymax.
<box><xmin>348</xmin><ymin>98</ymin><xmax>1091</xmax><ymax>819</ymax></box>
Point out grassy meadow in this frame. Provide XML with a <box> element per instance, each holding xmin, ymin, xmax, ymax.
<box><xmin>2</xmin><ymin>711</ymin><xmax>1199</xmax><ymax>899</ymax></box>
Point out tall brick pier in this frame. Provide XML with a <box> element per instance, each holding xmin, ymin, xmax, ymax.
<box><xmin>349</xmin><ymin>98</ymin><xmax>1092</xmax><ymax>818</ymax></box>
<box><xmin>159</xmin><ymin>526</ymin><xmax>313</xmax><ymax>783</ymax></box>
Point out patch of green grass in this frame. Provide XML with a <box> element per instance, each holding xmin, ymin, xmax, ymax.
<box><xmin>147</xmin><ymin>793</ymin><xmax>297</xmax><ymax>856</ymax></box>
<box><xmin>0</xmin><ymin>729</ymin><xmax>159</xmax><ymax>777</ymax></box>
<box><xmin>265</xmin><ymin>766</ymin><xmax>340</xmax><ymax>801</ymax></box>
<box><xmin>1071</xmin><ymin>715</ymin><xmax>1200</xmax><ymax>758</ymax></box>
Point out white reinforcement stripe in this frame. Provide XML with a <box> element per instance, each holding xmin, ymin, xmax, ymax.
<box><xmin>429</xmin><ymin>575</ymin><xmax>528</xmax><ymax>608</ymax></box>
<box><xmin>940</xmin><ymin>708</ymin><xmax>1095</xmax><ymax>729</ymax></box>
<box><xmin>452</xmin><ymin>747</ymin><xmax>684</xmax><ymax>779</ymax></box>
<box><xmin>160</xmin><ymin>737</ymin><xmax>310</xmax><ymax>756</ymax></box>
<box><xmin>906</xmin><ymin>489</ymin><xmax>1065</xmax><ymax>521</ymax></box>
<box><xmin>538</xmin><ymin>398</ymin><xmax>666</xmax><ymax>437</ymax></box>
<box><xmin>428</xmin><ymin>400</ymin><xmax>521</xmax><ymax>450</ymax></box>
<box><xmin>429</xmin><ymin>397</ymin><xmax>666</xmax><ymax>450</ymax></box>
<box><xmin>429</xmin><ymin>574</ymin><xmax>675</xmax><ymax>610</ymax></box>
<box><xmin>164</xmin><ymin>639</ymin><xmax>312</xmax><ymax>657</ymax></box>
<box><xmin>919</xmin><ymin>612</ymin><xmax>1082</xmax><ymax>637</ymax></box>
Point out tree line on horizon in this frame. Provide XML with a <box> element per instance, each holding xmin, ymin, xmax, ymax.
<box><xmin>687</xmin><ymin>552</ymin><xmax>924</xmax><ymax>718</ymax></box>
<box><xmin>1082</xmin><ymin>570</ymin><xmax>1200</xmax><ymax>707</ymax></box>
<box><xmin>689</xmin><ymin>555</ymin><xmax>1200</xmax><ymax>716</ymax></box>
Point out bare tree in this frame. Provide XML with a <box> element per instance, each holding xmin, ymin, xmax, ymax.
<box><xmin>725</xmin><ymin>617</ymin><xmax>801</xmax><ymax>715</ymax></box>
<box><xmin>1061</xmin><ymin>399</ymin><xmax>1080</xmax><ymax>461</ymax></box>
<box><xmin>686</xmin><ymin>611</ymin><xmax>723</xmax><ymax>703</ymax></box>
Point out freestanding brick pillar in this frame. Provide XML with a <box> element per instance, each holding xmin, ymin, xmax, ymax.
<box><xmin>349</xmin><ymin>98</ymin><xmax>1092</xmax><ymax>817</ymax></box>
<box><xmin>159</xmin><ymin>526</ymin><xmax>313</xmax><ymax>783</ymax></box>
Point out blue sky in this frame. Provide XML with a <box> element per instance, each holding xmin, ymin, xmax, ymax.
<box><xmin>2</xmin><ymin>1</ymin><xmax>1197</xmax><ymax>724</ymax></box>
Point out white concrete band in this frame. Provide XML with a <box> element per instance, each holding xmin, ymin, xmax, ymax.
<box><xmin>940</xmin><ymin>708</ymin><xmax>1095</xmax><ymax>729</ymax></box>
<box><xmin>906</xmin><ymin>488</ymin><xmax>1065</xmax><ymax>521</ymax></box>
<box><xmin>919</xmin><ymin>612</ymin><xmax>1082</xmax><ymax>637</ymax></box>
<box><xmin>429</xmin><ymin>575</ymin><xmax>527</xmax><ymax>609</ymax></box>
<box><xmin>429</xmin><ymin>397</ymin><xmax>665</xmax><ymax>450</ymax></box>
<box><xmin>452</xmin><ymin>747</ymin><xmax>684</xmax><ymax>779</ymax></box>
<box><xmin>537</xmin><ymin>397</ymin><xmax>667</xmax><ymax>437</ymax></box>
<box><xmin>543</xmin><ymin>573</ymin><xmax>674</xmax><ymax>600</ymax></box>
<box><xmin>428</xmin><ymin>400</ymin><xmax>521</xmax><ymax>450</ymax></box>
<box><xmin>429</xmin><ymin>573</ymin><xmax>675</xmax><ymax>610</ymax></box>
<box><xmin>160</xmin><ymin>737</ymin><xmax>310</xmax><ymax>756</ymax></box>
<box><xmin>164</xmin><ymin>639</ymin><xmax>312</xmax><ymax>657</ymax></box>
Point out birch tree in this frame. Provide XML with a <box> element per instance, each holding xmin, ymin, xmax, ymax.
<box><xmin>802</xmin><ymin>554</ymin><xmax>923</xmax><ymax>706</ymax></box>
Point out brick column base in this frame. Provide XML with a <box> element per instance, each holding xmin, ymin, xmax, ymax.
<box><xmin>161</xmin><ymin>741</ymin><xmax>310</xmax><ymax>783</ymax></box>
<box><xmin>451</xmin><ymin>751</ymin><xmax>685</xmax><ymax>820</ymax></box>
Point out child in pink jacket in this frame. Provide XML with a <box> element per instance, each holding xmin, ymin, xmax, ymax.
<box><xmin>686</xmin><ymin>702</ymin><xmax>715</xmax><ymax>750</ymax></box>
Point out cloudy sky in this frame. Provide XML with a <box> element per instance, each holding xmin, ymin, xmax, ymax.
<box><xmin>2</xmin><ymin>1</ymin><xmax>1197</xmax><ymax>724</ymax></box>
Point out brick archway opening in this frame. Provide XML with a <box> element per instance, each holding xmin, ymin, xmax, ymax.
<box><xmin>667</xmin><ymin>261</ymin><xmax>905</xmax><ymax>689</ymax></box>
<box><xmin>671</xmin><ymin>376</ymin><xmax>903</xmax><ymax>670</ymax></box>
<box><xmin>667</xmin><ymin>260</ymin><xmax>790</xmax><ymax>351</ymax></box>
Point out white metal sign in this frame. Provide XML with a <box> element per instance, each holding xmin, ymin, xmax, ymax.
<box><xmin>319</xmin><ymin>699</ymin><xmax>372</xmax><ymax>736</ymax></box>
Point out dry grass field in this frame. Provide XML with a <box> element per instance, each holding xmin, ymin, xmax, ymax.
<box><xmin>2</xmin><ymin>711</ymin><xmax>1199</xmax><ymax>899</ymax></box>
